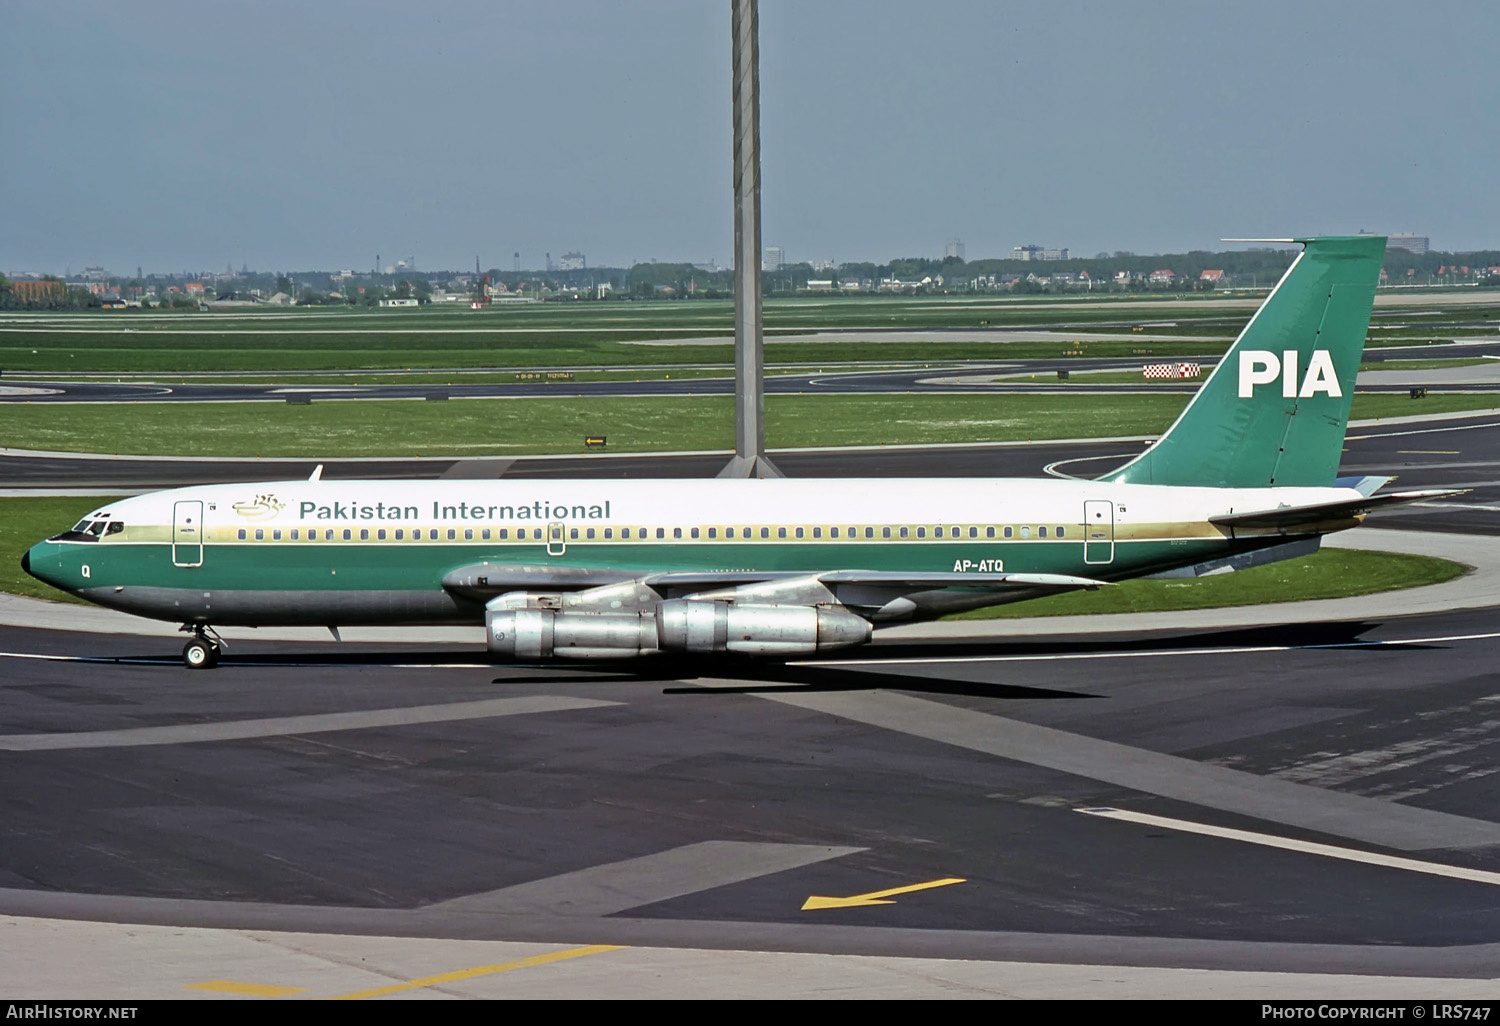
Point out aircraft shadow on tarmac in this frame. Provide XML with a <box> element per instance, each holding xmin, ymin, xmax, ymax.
<box><xmin>100</xmin><ymin>618</ymin><xmax>1436</xmax><ymax>703</ymax></box>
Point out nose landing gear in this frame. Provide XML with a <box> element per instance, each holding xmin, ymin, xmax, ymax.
<box><xmin>179</xmin><ymin>624</ymin><xmax>225</xmax><ymax>669</ymax></box>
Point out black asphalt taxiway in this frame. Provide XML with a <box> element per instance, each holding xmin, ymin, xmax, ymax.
<box><xmin>1</xmin><ymin>421</ymin><xmax>1498</xmax><ymax>983</ymax></box>
<box><xmin>2</xmin><ymin>612</ymin><xmax>1499</xmax><ymax>977</ymax></box>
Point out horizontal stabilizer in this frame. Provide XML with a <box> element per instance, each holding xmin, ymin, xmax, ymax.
<box><xmin>1333</xmin><ymin>475</ymin><xmax>1396</xmax><ymax>498</ymax></box>
<box><xmin>1210</xmin><ymin>489</ymin><xmax>1464</xmax><ymax>530</ymax></box>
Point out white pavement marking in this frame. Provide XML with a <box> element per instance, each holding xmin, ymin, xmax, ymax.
<box><xmin>429</xmin><ymin>841</ymin><xmax>866</xmax><ymax>917</ymax></box>
<box><xmin>1348</xmin><ymin>419</ymin><xmax>1500</xmax><ymax>441</ymax></box>
<box><xmin>0</xmin><ymin>696</ymin><xmax>619</xmax><ymax>751</ymax></box>
<box><xmin>759</xmin><ymin>690</ymin><xmax>1500</xmax><ymax>851</ymax></box>
<box><xmin>1078</xmin><ymin>807</ymin><xmax>1500</xmax><ymax>887</ymax></box>
<box><xmin>804</xmin><ymin>630</ymin><xmax>1500</xmax><ymax>667</ymax></box>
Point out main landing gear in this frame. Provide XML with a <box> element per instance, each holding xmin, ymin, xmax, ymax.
<box><xmin>180</xmin><ymin>624</ymin><xmax>225</xmax><ymax>669</ymax></box>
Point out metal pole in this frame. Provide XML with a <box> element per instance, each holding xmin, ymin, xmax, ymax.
<box><xmin>719</xmin><ymin>0</ymin><xmax>781</xmax><ymax>478</ymax></box>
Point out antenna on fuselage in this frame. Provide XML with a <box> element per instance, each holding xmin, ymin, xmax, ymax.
<box><xmin>309</xmin><ymin>464</ymin><xmax>323</xmax><ymax>482</ymax></box>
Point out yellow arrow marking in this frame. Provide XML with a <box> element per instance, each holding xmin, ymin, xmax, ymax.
<box><xmin>802</xmin><ymin>877</ymin><xmax>965</xmax><ymax>911</ymax></box>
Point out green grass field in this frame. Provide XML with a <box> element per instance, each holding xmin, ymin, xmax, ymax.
<box><xmin>4</xmin><ymin>294</ymin><xmax>1492</xmax><ymax>374</ymax></box>
<box><xmin>0</xmin><ymin>496</ymin><xmax>1468</xmax><ymax>616</ymax></box>
<box><xmin>0</xmin><ymin>392</ymin><xmax>1492</xmax><ymax>458</ymax></box>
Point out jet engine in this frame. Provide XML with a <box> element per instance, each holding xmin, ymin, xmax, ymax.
<box><xmin>486</xmin><ymin>600</ymin><xmax>871</xmax><ymax>660</ymax></box>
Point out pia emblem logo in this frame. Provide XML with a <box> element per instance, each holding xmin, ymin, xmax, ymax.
<box><xmin>1237</xmin><ymin>349</ymin><xmax>1342</xmax><ymax>399</ymax></box>
<box><xmin>232</xmin><ymin>493</ymin><xmax>285</xmax><ymax>520</ymax></box>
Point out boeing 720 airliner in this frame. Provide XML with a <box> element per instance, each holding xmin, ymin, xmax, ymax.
<box><xmin>23</xmin><ymin>236</ymin><xmax>1452</xmax><ymax>667</ymax></box>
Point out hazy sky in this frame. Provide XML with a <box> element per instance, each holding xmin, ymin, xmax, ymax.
<box><xmin>5</xmin><ymin>0</ymin><xmax>1497</xmax><ymax>274</ymax></box>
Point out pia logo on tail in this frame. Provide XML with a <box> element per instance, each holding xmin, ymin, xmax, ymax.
<box><xmin>1237</xmin><ymin>349</ymin><xmax>1342</xmax><ymax>398</ymax></box>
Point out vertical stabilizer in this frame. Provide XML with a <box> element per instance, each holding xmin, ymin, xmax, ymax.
<box><xmin>1100</xmin><ymin>235</ymin><xmax>1385</xmax><ymax>488</ymax></box>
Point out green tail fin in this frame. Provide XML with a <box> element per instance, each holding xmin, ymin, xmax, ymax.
<box><xmin>1100</xmin><ymin>235</ymin><xmax>1385</xmax><ymax>489</ymax></box>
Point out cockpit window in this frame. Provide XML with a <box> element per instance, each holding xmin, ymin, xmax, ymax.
<box><xmin>105</xmin><ymin>522</ymin><xmax>124</xmax><ymax>535</ymax></box>
<box><xmin>87</xmin><ymin>521</ymin><xmax>107</xmax><ymax>536</ymax></box>
<box><xmin>72</xmin><ymin>519</ymin><xmax>92</xmax><ymax>533</ymax></box>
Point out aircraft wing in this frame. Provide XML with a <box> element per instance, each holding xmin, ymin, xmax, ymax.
<box><xmin>814</xmin><ymin>570</ymin><xmax>1110</xmax><ymax>590</ymax></box>
<box><xmin>1209</xmin><ymin>488</ymin><xmax>1464</xmax><ymax>531</ymax></box>
<box><xmin>443</xmin><ymin>563</ymin><xmax>1110</xmax><ymax>602</ymax></box>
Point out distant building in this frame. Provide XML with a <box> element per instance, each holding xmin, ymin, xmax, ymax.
<box><xmin>558</xmin><ymin>252</ymin><xmax>586</xmax><ymax>271</ymax></box>
<box><xmin>1199</xmin><ymin>269</ymin><xmax>1225</xmax><ymax>283</ymax></box>
<box><xmin>379</xmin><ymin>297</ymin><xmax>419</xmax><ymax>308</ymax></box>
<box><xmin>1148</xmin><ymin>269</ymin><xmax>1176</xmax><ymax>284</ymax></box>
<box><xmin>1386</xmin><ymin>233</ymin><xmax>1430</xmax><ymax>254</ymax></box>
<box><xmin>762</xmin><ymin>247</ymin><xmax>784</xmax><ymax>271</ymax></box>
<box><xmin>10</xmin><ymin>280</ymin><xmax>66</xmax><ymax>303</ymax></box>
<box><xmin>944</xmin><ymin>238</ymin><xmax>965</xmax><ymax>261</ymax></box>
<box><xmin>1011</xmin><ymin>245</ymin><xmax>1069</xmax><ymax>261</ymax></box>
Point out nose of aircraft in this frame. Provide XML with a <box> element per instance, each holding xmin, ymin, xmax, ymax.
<box><xmin>21</xmin><ymin>542</ymin><xmax>61</xmax><ymax>588</ymax></box>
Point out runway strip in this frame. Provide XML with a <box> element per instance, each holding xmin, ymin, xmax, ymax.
<box><xmin>754</xmin><ymin>689</ymin><xmax>1500</xmax><ymax>852</ymax></box>
<box><xmin>0</xmin><ymin>695</ymin><xmax>618</xmax><ymax>751</ymax></box>
<box><xmin>429</xmin><ymin>841</ymin><xmax>866</xmax><ymax>917</ymax></box>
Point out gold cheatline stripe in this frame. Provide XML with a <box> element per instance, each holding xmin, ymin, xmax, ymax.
<box><xmin>326</xmin><ymin>944</ymin><xmax>625</xmax><ymax>1000</ymax></box>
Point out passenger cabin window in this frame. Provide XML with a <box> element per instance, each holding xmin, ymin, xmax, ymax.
<box><xmin>1039</xmin><ymin>527</ymin><xmax>1048</xmax><ymax>538</ymax></box>
<box><xmin>899</xmin><ymin>527</ymin><xmax>909</xmax><ymax>539</ymax></box>
<box><xmin>707</xmin><ymin>528</ymin><xmax>716</xmax><ymax>539</ymax></box>
<box><xmin>237</xmin><ymin>529</ymin><xmax>246</xmax><ymax>540</ymax></box>
<box><xmin>1021</xmin><ymin>527</ymin><xmax>1031</xmax><ymax>539</ymax></box>
<box><xmin>255</xmin><ymin>529</ymin><xmax>264</xmax><ymax>540</ymax></box>
<box><xmin>361</xmin><ymin>529</ymin><xmax>370</xmax><ymax>540</ymax></box>
<box><xmin>342</xmin><ymin>529</ymin><xmax>352</xmax><ymax>540</ymax></box>
<box><xmin>570</xmin><ymin>528</ymin><xmax>579</xmax><ymax>540</ymax></box>
<box><xmin>603</xmin><ymin>528</ymin><xmax>612</xmax><ymax>539</ymax></box>
<box><xmin>761</xmin><ymin>528</ymin><xmax>770</xmax><ymax>539</ymax></box>
<box><xmin>777</xmin><ymin>527</ymin><xmax>787</xmax><ymax>539</ymax></box>
<box><xmin>1004</xmin><ymin>527</ymin><xmax>1013</xmax><ymax>539</ymax></box>
<box><xmin>986</xmin><ymin>527</ymin><xmax>995</xmax><ymax>539</ymax></box>
<box><xmin>673</xmin><ymin>528</ymin><xmax>682</xmax><ymax>539</ymax></box>
<box><xmin>656</xmin><ymin>528</ymin><xmax>666</xmax><ymax>540</ymax></box>
<box><xmin>795</xmin><ymin>527</ymin><xmax>804</xmax><ymax>539</ymax></box>
<box><xmin>1057</xmin><ymin>526</ymin><xmax>1066</xmax><ymax>538</ymax></box>
<box><xmin>379</xmin><ymin>529</ymin><xmax>387</xmax><ymax>540</ymax></box>
<box><xmin>690</xmin><ymin>528</ymin><xmax>699</xmax><ymax>539</ymax></box>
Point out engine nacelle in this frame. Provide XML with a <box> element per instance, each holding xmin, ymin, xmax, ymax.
<box><xmin>656</xmin><ymin>600</ymin><xmax>871</xmax><ymax>655</ymax></box>
<box><xmin>487</xmin><ymin>608</ymin><xmax>658</xmax><ymax>660</ymax></box>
